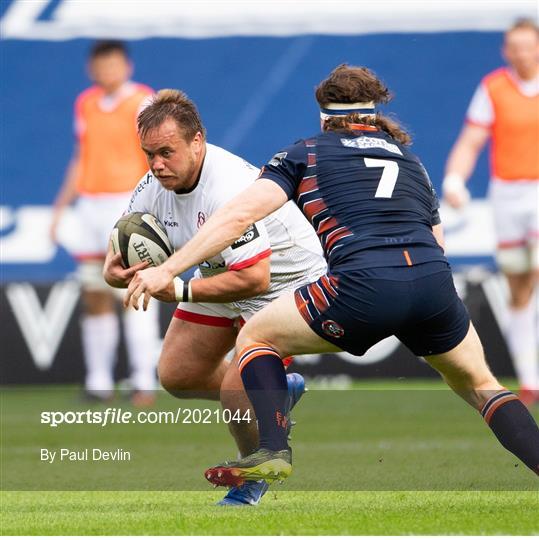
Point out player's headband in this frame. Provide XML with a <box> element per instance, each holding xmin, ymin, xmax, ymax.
<box><xmin>320</xmin><ymin>101</ymin><xmax>376</xmax><ymax>121</ymax></box>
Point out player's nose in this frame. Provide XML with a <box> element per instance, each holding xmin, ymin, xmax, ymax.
<box><xmin>152</xmin><ymin>157</ymin><xmax>165</xmax><ymax>170</ymax></box>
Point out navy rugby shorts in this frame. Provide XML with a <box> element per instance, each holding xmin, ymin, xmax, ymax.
<box><xmin>294</xmin><ymin>261</ymin><xmax>470</xmax><ymax>357</ymax></box>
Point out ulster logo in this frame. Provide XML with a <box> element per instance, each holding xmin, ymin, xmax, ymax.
<box><xmin>197</xmin><ymin>212</ymin><xmax>206</xmax><ymax>228</ymax></box>
<box><xmin>322</xmin><ymin>320</ymin><xmax>344</xmax><ymax>338</ymax></box>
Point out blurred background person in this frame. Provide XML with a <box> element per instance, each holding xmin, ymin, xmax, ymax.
<box><xmin>50</xmin><ymin>40</ymin><xmax>159</xmax><ymax>405</ymax></box>
<box><xmin>442</xmin><ymin>19</ymin><xmax>539</xmax><ymax>406</ymax></box>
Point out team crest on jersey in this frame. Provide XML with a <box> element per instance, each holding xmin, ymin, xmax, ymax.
<box><xmin>322</xmin><ymin>320</ymin><xmax>344</xmax><ymax>338</ymax></box>
<box><xmin>197</xmin><ymin>212</ymin><xmax>206</xmax><ymax>228</ymax></box>
<box><xmin>231</xmin><ymin>224</ymin><xmax>259</xmax><ymax>249</ymax></box>
<box><xmin>268</xmin><ymin>152</ymin><xmax>287</xmax><ymax>166</ymax></box>
<box><xmin>164</xmin><ymin>210</ymin><xmax>179</xmax><ymax>227</ymax></box>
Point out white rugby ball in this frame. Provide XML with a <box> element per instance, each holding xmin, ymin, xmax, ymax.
<box><xmin>110</xmin><ymin>212</ymin><xmax>173</xmax><ymax>268</ymax></box>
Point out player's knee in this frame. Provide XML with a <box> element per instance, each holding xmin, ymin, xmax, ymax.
<box><xmin>81</xmin><ymin>289</ymin><xmax>115</xmax><ymax>315</ymax></box>
<box><xmin>497</xmin><ymin>247</ymin><xmax>530</xmax><ymax>275</ymax></box>
<box><xmin>507</xmin><ymin>284</ymin><xmax>535</xmax><ymax>309</ymax></box>
<box><xmin>157</xmin><ymin>357</ymin><xmax>201</xmax><ymax>394</ymax></box>
<box><xmin>235</xmin><ymin>319</ymin><xmax>277</xmax><ymax>355</ymax></box>
<box><xmin>235</xmin><ymin>327</ymin><xmax>258</xmax><ymax>356</ymax></box>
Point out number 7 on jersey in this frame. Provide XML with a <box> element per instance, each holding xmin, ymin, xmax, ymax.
<box><xmin>365</xmin><ymin>158</ymin><xmax>399</xmax><ymax>198</ymax></box>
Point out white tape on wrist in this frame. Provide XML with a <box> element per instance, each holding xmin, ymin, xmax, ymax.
<box><xmin>173</xmin><ymin>277</ymin><xmax>184</xmax><ymax>302</ymax></box>
<box><xmin>442</xmin><ymin>173</ymin><xmax>466</xmax><ymax>194</ymax></box>
<box><xmin>187</xmin><ymin>280</ymin><xmax>193</xmax><ymax>303</ymax></box>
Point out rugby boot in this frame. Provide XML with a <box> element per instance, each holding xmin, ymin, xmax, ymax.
<box><xmin>217</xmin><ymin>480</ymin><xmax>269</xmax><ymax>506</ymax></box>
<box><xmin>285</xmin><ymin>373</ymin><xmax>306</xmax><ymax>440</ymax></box>
<box><xmin>205</xmin><ymin>448</ymin><xmax>292</xmax><ymax>487</ymax></box>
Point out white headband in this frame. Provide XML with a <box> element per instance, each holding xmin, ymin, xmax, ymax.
<box><xmin>320</xmin><ymin>101</ymin><xmax>376</xmax><ymax>121</ymax></box>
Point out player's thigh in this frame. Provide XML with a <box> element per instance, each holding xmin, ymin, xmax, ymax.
<box><xmin>236</xmin><ymin>292</ymin><xmax>342</xmax><ymax>358</ymax></box>
<box><xmin>424</xmin><ymin>323</ymin><xmax>502</xmax><ymax>407</ymax></box>
<box><xmin>78</xmin><ymin>259</ymin><xmax>116</xmax><ymax>314</ymax></box>
<box><xmin>159</xmin><ymin>317</ymin><xmax>237</xmax><ymax>385</ymax></box>
<box><xmin>490</xmin><ymin>180</ymin><xmax>538</xmax><ymax>276</ymax></box>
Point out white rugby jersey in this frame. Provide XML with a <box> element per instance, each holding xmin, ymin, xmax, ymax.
<box><xmin>127</xmin><ymin>143</ymin><xmax>327</xmax><ymax>313</ymax></box>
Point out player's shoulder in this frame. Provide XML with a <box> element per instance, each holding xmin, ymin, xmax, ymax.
<box><xmin>268</xmin><ymin>137</ymin><xmax>312</xmax><ymax>164</ymax></box>
<box><xmin>481</xmin><ymin>67</ymin><xmax>509</xmax><ymax>88</ymax></box>
<box><xmin>204</xmin><ymin>143</ymin><xmax>259</xmax><ymax>176</ymax></box>
<box><xmin>133</xmin><ymin>170</ymin><xmax>159</xmax><ymax>194</ymax></box>
<box><xmin>75</xmin><ymin>86</ymin><xmax>102</xmax><ymax>108</ymax></box>
<box><xmin>127</xmin><ymin>171</ymin><xmax>161</xmax><ymax>211</ymax></box>
<box><xmin>132</xmin><ymin>82</ymin><xmax>154</xmax><ymax>96</ymax></box>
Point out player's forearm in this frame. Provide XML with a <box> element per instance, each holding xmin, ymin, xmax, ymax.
<box><xmin>53</xmin><ymin>157</ymin><xmax>80</xmax><ymax>209</ymax></box>
<box><xmin>162</xmin><ymin>207</ymin><xmax>253</xmax><ymax>280</ymax></box>
<box><xmin>161</xmin><ymin>180</ymin><xmax>287</xmax><ymax>280</ymax></box>
<box><xmin>444</xmin><ymin>140</ymin><xmax>480</xmax><ymax>182</ymax></box>
<box><xmin>190</xmin><ymin>270</ymin><xmax>270</xmax><ymax>303</ymax></box>
<box><xmin>444</xmin><ymin>124</ymin><xmax>489</xmax><ymax>182</ymax></box>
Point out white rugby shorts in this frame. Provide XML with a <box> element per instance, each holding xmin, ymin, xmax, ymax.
<box><xmin>489</xmin><ymin>179</ymin><xmax>539</xmax><ymax>273</ymax></box>
<box><xmin>69</xmin><ymin>192</ymin><xmax>131</xmax><ymax>260</ymax></box>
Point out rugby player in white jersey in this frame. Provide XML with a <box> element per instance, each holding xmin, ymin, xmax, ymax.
<box><xmin>103</xmin><ymin>89</ymin><xmax>327</xmax><ymax>505</ymax></box>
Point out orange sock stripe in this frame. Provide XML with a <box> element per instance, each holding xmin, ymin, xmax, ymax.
<box><xmin>480</xmin><ymin>388</ymin><xmax>511</xmax><ymax>415</ymax></box>
<box><xmin>484</xmin><ymin>395</ymin><xmax>519</xmax><ymax>424</ymax></box>
<box><xmin>238</xmin><ymin>344</ymin><xmax>281</xmax><ymax>374</ymax></box>
<box><xmin>239</xmin><ymin>346</ymin><xmax>277</xmax><ymax>366</ymax></box>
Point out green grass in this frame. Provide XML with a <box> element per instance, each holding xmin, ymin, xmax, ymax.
<box><xmin>1</xmin><ymin>380</ymin><xmax>538</xmax><ymax>535</ymax></box>
<box><xmin>2</xmin><ymin>490</ymin><xmax>538</xmax><ymax>535</ymax></box>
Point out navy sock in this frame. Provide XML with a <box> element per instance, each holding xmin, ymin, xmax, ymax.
<box><xmin>238</xmin><ymin>343</ymin><xmax>289</xmax><ymax>452</ymax></box>
<box><xmin>481</xmin><ymin>390</ymin><xmax>539</xmax><ymax>475</ymax></box>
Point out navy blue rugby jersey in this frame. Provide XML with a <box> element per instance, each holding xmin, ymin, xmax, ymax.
<box><xmin>259</xmin><ymin>128</ymin><xmax>446</xmax><ymax>270</ymax></box>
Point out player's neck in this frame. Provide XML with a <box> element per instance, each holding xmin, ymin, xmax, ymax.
<box><xmin>174</xmin><ymin>144</ymin><xmax>207</xmax><ymax>195</ymax></box>
<box><xmin>102</xmin><ymin>80</ymin><xmax>130</xmax><ymax>97</ymax></box>
<box><xmin>512</xmin><ymin>64</ymin><xmax>539</xmax><ymax>82</ymax></box>
<box><xmin>349</xmin><ymin>123</ymin><xmax>378</xmax><ymax>131</ymax></box>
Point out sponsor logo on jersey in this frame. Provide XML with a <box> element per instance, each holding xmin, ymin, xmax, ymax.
<box><xmin>322</xmin><ymin>319</ymin><xmax>345</xmax><ymax>338</ymax></box>
<box><xmin>164</xmin><ymin>209</ymin><xmax>179</xmax><ymax>227</ymax></box>
<box><xmin>127</xmin><ymin>173</ymin><xmax>153</xmax><ymax>211</ymax></box>
<box><xmin>231</xmin><ymin>224</ymin><xmax>259</xmax><ymax>249</ymax></box>
<box><xmin>341</xmin><ymin>137</ymin><xmax>403</xmax><ymax>156</ymax></box>
<box><xmin>200</xmin><ymin>260</ymin><xmax>226</xmax><ymax>269</ymax></box>
<box><xmin>268</xmin><ymin>152</ymin><xmax>288</xmax><ymax>166</ymax></box>
<box><xmin>197</xmin><ymin>212</ymin><xmax>206</xmax><ymax>228</ymax></box>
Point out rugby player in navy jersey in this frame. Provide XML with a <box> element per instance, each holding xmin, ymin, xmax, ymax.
<box><xmin>126</xmin><ymin>65</ymin><xmax>539</xmax><ymax>484</ymax></box>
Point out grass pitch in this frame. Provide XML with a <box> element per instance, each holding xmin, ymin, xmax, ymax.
<box><xmin>1</xmin><ymin>380</ymin><xmax>538</xmax><ymax>535</ymax></box>
<box><xmin>2</xmin><ymin>490</ymin><xmax>538</xmax><ymax>535</ymax></box>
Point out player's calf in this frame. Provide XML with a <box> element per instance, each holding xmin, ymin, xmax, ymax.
<box><xmin>427</xmin><ymin>325</ymin><xmax>539</xmax><ymax>476</ymax></box>
<box><xmin>480</xmin><ymin>389</ymin><xmax>539</xmax><ymax>475</ymax></box>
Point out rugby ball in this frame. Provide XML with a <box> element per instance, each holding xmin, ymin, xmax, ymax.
<box><xmin>110</xmin><ymin>212</ymin><xmax>173</xmax><ymax>268</ymax></box>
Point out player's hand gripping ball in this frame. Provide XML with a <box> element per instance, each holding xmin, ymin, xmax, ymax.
<box><xmin>110</xmin><ymin>212</ymin><xmax>173</xmax><ymax>268</ymax></box>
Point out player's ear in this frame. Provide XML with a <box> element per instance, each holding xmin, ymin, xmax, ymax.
<box><xmin>192</xmin><ymin>131</ymin><xmax>204</xmax><ymax>151</ymax></box>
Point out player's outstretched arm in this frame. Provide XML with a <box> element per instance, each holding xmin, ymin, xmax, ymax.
<box><xmin>125</xmin><ymin>179</ymin><xmax>287</xmax><ymax>310</ymax></box>
<box><xmin>49</xmin><ymin>150</ymin><xmax>81</xmax><ymax>243</ymax></box>
<box><xmin>442</xmin><ymin>124</ymin><xmax>489</xmax><ymax>208</ymax></box>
